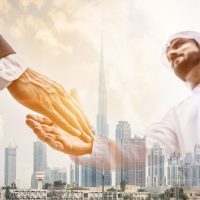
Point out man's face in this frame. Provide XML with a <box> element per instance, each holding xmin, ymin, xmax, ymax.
<box><xmin>166</xmin><ymin>38</ymin><xmax>200</xmax><ymax>80</ymax></box>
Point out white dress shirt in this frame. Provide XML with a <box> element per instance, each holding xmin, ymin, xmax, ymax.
<box><xmin>147</xmin><ymin>84</ymin><xmax>200</xmax><ymax>156</ymax></box>
<box><xmin>0</xmin><ymin>54</ymin><xmax>27</xmax><ymax>90</ymax></box>
<box><xmin>88</xmin><ymin>85</ymin><xmax>200</xmax><ymax>166</ymax></box>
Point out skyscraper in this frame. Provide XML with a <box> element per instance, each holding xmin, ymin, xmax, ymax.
<box><xmin>96</xmin><ymin>39</ymin><xmax>109</xmax><ymax>138</ymax></box>
<box><xmin>147</xmin><ymin>143</ymin><xmax>166</xmax><ymax>187</ymax></box>
<box><xmin>115</xmin><ymin>122</ymin><xmax>146</xmax><ymax>186</ymax></box>
<box><xmin>123</xmin><ymin>135</ymin><xmax>146</xmax><ymax>187</ymax></box>
<box><xmin>166</xmin><ymin>145</ymin><xmax>200</xmax><ymax>187</ymax></box>
<box><xmin>81</xmin><ymin>155</ymin><xmax>97</xmax><ymax>187</ymax></box>
<box><xmin>194</xmin><ymin>144</ymin><xmax>200</xmax><ymax>163</ymax></box>
<box><xmin>182</xmin><ymin>147</ymin><xmax>200</xmax><ymax>186</ymax></box>
<box><xmin>31</xmin><ymin>141</ymin><xmax>48</xmax><ymax>189</ymax></box>
<box><xmin>115</xmin><ymin>121</ymin><xmax>131</xmax><ymax>185</ymax></box>
<box><xmin>81</xmin><ymin>38</ymin><xmax>111</xmax><ymax>186</ymax></box>
<box><xmin>70</xmin><ymin>161</ymin><xmax>80</xmax><ymax>186</ymax></box>
<box><xmin>116</xmin><ymin>121</ymin><xmax>131</xmax><ymax>144</ymax></box>
<box><xmin>96</xmin><ymin>38</ymin><xmax>111</xmax><ymax>186</ymax></box>
<box><xmin>4</xmin><ymin>145</ymin><xmax>17</xmax><ymax>186</ymax></box>
<box><xmin>167</xmin><ymin>152</ymin><xmax>183</xmax><ymax>186</ymax></box>
<box><xmin>70</xmin><ymin>163</ymin><xmax>75</xmax><ymax>185</ymax></box>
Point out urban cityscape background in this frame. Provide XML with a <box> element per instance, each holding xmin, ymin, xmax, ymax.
<box><xmin>1</xmin><ymin>0</ymin><xmax>200</xmax><ymax>199</ymax></box>
<box><xmin>1</xmin><ymin>39</ymin><xmax>200</xmax><ymax>199</ymax></box>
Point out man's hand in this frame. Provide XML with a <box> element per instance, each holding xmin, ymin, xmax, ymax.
<box><xmin>8</xmin><ymin>68</ymin><xmax>94</xmax><ymax>142</ymax></box>
<box><xmin>26</xmin><ymin>114</ymin><xmax>118</xmax><ymax>170</ymax></box>
<box><xmin>26</xmin><ymin>114</ymin><xmax>93</xmax><ymax>155</ymax></box>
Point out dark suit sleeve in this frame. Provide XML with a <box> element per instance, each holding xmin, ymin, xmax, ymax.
<box><xmin>0</xmin><ymin>34</ymin><xmax>15</xmax><ymax>59</ymax></box>
<box><xmin>0</xmin><ymin>35</ymin><xmax>26</xmax><ymax>90</ymax></box>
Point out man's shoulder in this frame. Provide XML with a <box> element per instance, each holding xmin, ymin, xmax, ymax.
<box><xmin>172</xmin><ymin>92</ymin><xmax>200</xmax><ymax>112</ymax></box>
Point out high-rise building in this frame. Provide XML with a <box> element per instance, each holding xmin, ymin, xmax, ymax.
<box><xmin>182</xmin><ymin>148</ymin><xmax>200</xmax><ymax>186</ymax></box>
<box><xmin>31</xmin><ymin>141</ymin><xmax>48</xmax><ymax>189</ymax></box>
<box><xmin>115</xmin><ymin>122</ymin><xmax>146</xmax><ymax>187</ymax></box>
<box><xmin>116</xmin><ymin>121</ymin><xmax>131</xmax><ymax>185</ymax></box>
<box><xmin>4</xmin><ymin>145</ymin><xmax>17</xmax><ymax>186</ymax></box>
<box><xmin>70</xmin><ymin>162</ymin><xmax>80</xmax><ymax>186</ymax></box>
<box><xmin>147</xmin><ymin>143</ymin><xmax>166</xmax><ymax>187</ymax></box>
<box><xmin>82</xmin><ymin>38</ymin><xmax>111</xmax><ymax>187</ymax></box>
<box><xmin>122</xmin><ymin>135</ymin><xmax>146</xmax><ymax>187</ymax></box>
<box><xmin>96</xmin><ymin>39</ymin><xmax>109</xmax><ymax>138</ymax></box>
<box><xmin>116</xmin><ymin>121</ymin><xmax>131</xmax><ymax>143</ymax></box>
<box><xmin>185</xmin><ymin>152</ymin><xmax>193</xmax><ymax>164</ymax></box>
<box><xmin>81</xmin><ymin>155</ymin><xmax>97</xmax><ymax>187</ymax></box>
<box><xmin>167</xmin><ymin>152</ymin><xmax>183</xmax><ymax>186</ymax></box>
<box><xmin>194</xmin><ymin>144</ymin><xmax>200</xmax><ymax>163</ymax></box>
<box><xmin>70</xmin><ymin>163</ymin><xmax>75</xmax><ymax>185</ymax></box>
<box><xmin>166</xmin><ymin>145</ymin><xmax>200</xmax><ymax>187</ymax></box>
<box><xmin>96</xmin><ymin>38</ymin><xmax>111</xmax><ymax>186</ymax></box>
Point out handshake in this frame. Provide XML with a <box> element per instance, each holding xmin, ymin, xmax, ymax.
<box><xmin>8</xmin><ymin>67</ymin><xmax>95</xmax><ymax>156</ymax></box>
<box><xmin>0</xmin><ymin>34</ymin><xmax>122</xmax><ymax>169</ymax></box>
<box><xmin>1</xmin><ymin>34</ymin><xmax>115</xmax><ymax>169</ymax></box>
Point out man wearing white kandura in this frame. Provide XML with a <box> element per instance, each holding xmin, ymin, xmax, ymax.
<box><xmin>0</xmin><ymin>34</ymin><xmax>95</xmax><ymax>150</ymax></box>
<box><xmin>26</xmin><ymin>31</ymin><xmax>200</xmax><ymax>169</ymax></box>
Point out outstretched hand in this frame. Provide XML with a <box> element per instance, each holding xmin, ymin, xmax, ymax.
<box><xmin>26</xmin><ymin>114</ymin><xmax>93</xmax><ymax>156</ymax></box>
<box><xmin>8</xmin><ymin>68</ymin><xmax>94</xmax><ymax>143</ymax></box>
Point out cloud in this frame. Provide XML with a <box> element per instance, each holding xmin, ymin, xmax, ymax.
<box><xmin>35</xmin><ymin>29</ymin><xmax>73</xmax><ymax>54</ymax></box>
<box><xmin>0</xmin><ymin>0</ymin><xmax>11</xmax><ymax>14</ymax></box>
<box><xmin>17</xmin><ymin>0</ymin><xmax>46</xmax><ymax>10</ymax></box>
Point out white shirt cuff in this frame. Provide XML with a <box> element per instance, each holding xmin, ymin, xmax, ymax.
<box><xmin>0</xmin><ymin>54</ymin><xmax>28</xmax><ymax>90</ymax></box>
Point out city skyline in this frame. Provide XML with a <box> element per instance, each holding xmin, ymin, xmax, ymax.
<box><xmin>0</xmin><ymin>0</ymin><xmax>198</xmax><ymax>187</ymax></box>
<box><xmin>3</xmin><ymin>127</ymin><xmax>200</xmax><ymax>189</ymax></box>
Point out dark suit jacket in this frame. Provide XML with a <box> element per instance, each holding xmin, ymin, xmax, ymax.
<box><xmin>0</xmin><ymin>34</ymin><xmax>15</xmax><ymax>59</ymax></box>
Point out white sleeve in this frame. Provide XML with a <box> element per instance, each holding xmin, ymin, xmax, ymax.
<box><xmin>0</xmin><ymin>54</ymin><xmax>28</xmax><ymax>90</ymax></box>
<box><xmin>146</xmin><ymin>109</ymin><xmax>179</xmax><ymax>154</ymax></box>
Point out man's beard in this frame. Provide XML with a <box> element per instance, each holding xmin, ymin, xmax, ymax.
<box><xmin>174</xmin><ymin>51</ymin><xmax>200</xmax><ymax>80</ymax></box>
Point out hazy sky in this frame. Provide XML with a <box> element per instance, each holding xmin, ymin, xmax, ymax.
<box><xmin>0</xmin><ymin>0</ymin><xmax>199</xmax><ymax>187</ymax></box>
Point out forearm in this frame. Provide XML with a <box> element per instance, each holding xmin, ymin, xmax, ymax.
<box><xmin>8</xmin><ymin>68</ymin><xmax>42</xmax><ymax>106</ymax></box>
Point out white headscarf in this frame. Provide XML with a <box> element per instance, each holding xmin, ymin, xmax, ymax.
<box><xmin>162</xmin><ymin>31</ymin><xmax>200</xmax><ymax>68</ymax></box>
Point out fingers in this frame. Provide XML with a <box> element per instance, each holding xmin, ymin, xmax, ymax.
<box><xmin>26</xmin><ymin>114</ymin><xmax>53</xmax><ymax>126</ymax></box>
<box><xmin>26</xmin><ymin>118</ymin><xmax>40</xmax><ymax>129</ymax></box>
<box><xmin>69</xmin><ymin>89</ymin><xmax>95</xmax><ymax>138</ymax></box>
<box><xmin>26</xmin><ymin>120</ymin><xmax>65</xmax><ymax>152</ymax></box>
<box><xmin>26</xmin><ymin>114</ymin><xmax>60</xmax><ymax>135</ymax></box>
<box><xmin>60</xmin><ymin>97</ymin><xmax>94</xmax><ymax>140</ymax></box>
<box><xmin>52</xmin><ymin>101</ymin><xmax>82</xmax><ymax>131</ymax></box>
<box><xmin>26</xmin><ymin>115</ymin><xmax>93</xmax><ymax>156</ymax></box>
<box><xmin>33</xmin><ymin>128</ymin><xmax>64</xmax><ymax>151</ymax></box>
<box><xmin>26</xmin><ymin>112</ymin><xmax>83</xmax><ymax>140</ymax></box>
<box><xmin>51</xmin><ymin>101</ymin><xmax>92</xmax><ymax>143</ymax></box>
